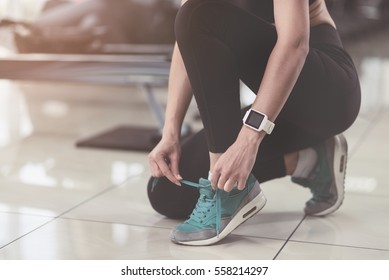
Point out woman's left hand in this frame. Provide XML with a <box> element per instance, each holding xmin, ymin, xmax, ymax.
<box><xmin>211</xmin><ymin>128</ymin><xmax>263</xmax><ymax>192</ymax></box>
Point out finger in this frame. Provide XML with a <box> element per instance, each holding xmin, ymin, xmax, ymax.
<box><xmin>170</xmin><ymin>155</ymin><xmax>182</xmax><ymax>180</ymax></box>
<box><xmin>148</xmin><ymin>154</ymin><xmax>161</xmax><ymax>177</ymax></box>
<box><xmin>237</xmin><ymin>176</ymin><xmax>249</xmax><ymax>190</ymax></box>
<box><xmin>148</xmin><ymin>155</ymin><xmax>162</xmax><ymax>177</ymax></box>
<box><xmin>210</xmin><ymin>169</ymin><xmax>221</xmax><ymax>190</ymax></box>
<box><xmin>150</xmin><ymin>160</ymin><xmax>163</xmax><ymax>178</ymax></box>
<box><xmin>156</xmin><ymin>157</ymin><xmax>181</xmax><ymax>186</ymax></box>
<box><xmin>217</xmin><ymin>175</ymin><xmax>228</xmax><ymax>191</ymax></box>
<box><xmin>224</xmin><ymin>178</ymin><xmax>237</xmax><ymax>192</ymax></box>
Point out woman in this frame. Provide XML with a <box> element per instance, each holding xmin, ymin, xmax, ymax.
<box><xmin>148</xmin><ymin>0</ymin><xmax>361</xmax><ymax>246</ymax></box>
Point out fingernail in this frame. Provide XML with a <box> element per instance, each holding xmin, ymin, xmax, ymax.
<box><xmin>176</xmin><ymin>174</ymin><xmax>183</xmax><ymax>180</ymax></box>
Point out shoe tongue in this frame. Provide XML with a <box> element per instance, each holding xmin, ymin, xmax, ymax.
<box><xmin>198</xmin><ymin>178</ymin><xmax>215</xmax><ymax>199</ymax></box>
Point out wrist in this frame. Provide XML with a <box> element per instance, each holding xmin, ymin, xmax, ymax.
<box><xmin>238</xmin><ymin>125</ymin><xmax>265</xmax><ymax>146</ymax></box>
<box><xmin>162</xmin><ymin>126</ymin><xmax>181</xmax><ymax>143</ymax></box>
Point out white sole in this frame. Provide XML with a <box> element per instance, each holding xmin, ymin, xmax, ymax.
<box><xmin>312</xmin><ymin>134</ymin><xmax>347</xmax><ymax>216</ymax></box>
<box><xmin>178</xmin><ymin>182</ymin><xmax>266</xmax><ymax>246</ymax></box>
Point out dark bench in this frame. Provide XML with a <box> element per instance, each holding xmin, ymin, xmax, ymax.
<box><xmin>0</xmin><ymin>45</ymin><xmax>192</xmax><ymax>151</ymax></box>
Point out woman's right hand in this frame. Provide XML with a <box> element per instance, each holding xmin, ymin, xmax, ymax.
<box><xmin>148</xmin><ymin>137</ymin><xmax>183</xmax><ymax>186</ymax></box>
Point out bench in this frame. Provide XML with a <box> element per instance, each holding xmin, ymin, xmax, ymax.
<box><xmin>0</xmin><ymin>45</ymin><xmax>192</xmax><ymax>151</ymax></box>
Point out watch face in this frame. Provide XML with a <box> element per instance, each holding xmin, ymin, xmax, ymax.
<box><xmin>246</xmin><ymin>110</ymin><xmax>264</xmax><ymax>129</ymax></box>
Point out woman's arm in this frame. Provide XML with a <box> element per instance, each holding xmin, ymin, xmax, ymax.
<box><xmin>163</xmin><ymin>43</ymin><xmax>193</xmax><ymax>141</ymax></box>
<box><xmin>148</xmin><ymin>0</ymin><xmax>192</xmax><ymax>185</ymax></box>
<box><xmin>239</xmin><ymin>0</ymin><xmax>310</xmax><ymax>144</ymax></box>
<box><xmin>163</xmin><ymin>0</ymin><xmax>192</xmax><ymax>141</ymax></box>
<box><xmin>212</xmin><ymin>0</ymin><xmax>310</xmax><ymax>191</ymax></box>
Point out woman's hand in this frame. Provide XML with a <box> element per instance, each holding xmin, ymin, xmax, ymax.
<box><xmin>211</xmin><ymin>127</ymin><xmax>264</xmax><ymax>192</ymax></box>
<box><xmin>148</xmin><ymin>137</ymin><xmax>183</xmax><ymax>186</ymax></box>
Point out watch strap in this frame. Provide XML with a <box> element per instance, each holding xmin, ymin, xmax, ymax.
<box><xmin>262</xmin><ymin>120</ymin><xmax>275</xmax><ymax>134</ymax></box>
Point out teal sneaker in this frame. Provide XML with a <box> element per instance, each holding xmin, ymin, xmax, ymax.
<box><xmin>170</xmin><ymin>174</ymin><xmax>266</xmax><ymax>246</ymax></box>
<box><xmin>292</xmin><ymin>134</ymin><xmax>348</xmax><ymax>216</ymax></box>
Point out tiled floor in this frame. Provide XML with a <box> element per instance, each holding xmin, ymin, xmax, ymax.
<box><xmin>1</xmin><ymin>28</ymin><xmax>389</xmax><ymax>260</ymax></box>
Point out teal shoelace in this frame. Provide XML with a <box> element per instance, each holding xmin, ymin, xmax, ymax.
<box><xmin>152</xmin><ymin>177</ymin><xmax>222</xmax><ymax>236</ymax></box>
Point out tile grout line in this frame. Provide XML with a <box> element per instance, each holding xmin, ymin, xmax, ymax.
<box><xmin>54</xmin><ymin>173</ymin><xmax>145</xmax><ymax>219</ymax></box>
<box><xmin>0</xmin><ymin>210</ymin><xmax>56</xmax><ymax>219</ymax></box>
<box><xmin>272</xmin><ymin>215</ymin><xmax>307</xmax><ymax>260</ymax></box>
<box><xmin>58</xmin><ymin>216</ymin><xmax>174</xmax><ymax>231</ymax></box>
<box><xmin>56</xmin><ymin>216</ymin><xmax>292</xmax><ymax>244</ymax></box>
<box><xmin>287</xmin><ymin>239</ymin><xmax>389</xmax><ymax>253</ymax></box>
<box><xmin>48</xmin><ymin>216</ymin><xmax>299</xmax><ymax>242</ymax></box>
<box><xmin>0</xmin><ymin>218</ymin><xmax>56</xmax><ymax>250</ymax></box>
<box><xmin>236</xmin><ymin>231</ymin><xmax>389</xmax><ymax>253</ymax></box>
<box><xmin>271</xmin><ymin>212</ymin><xmax>389</xmax><ymax>258</ymax></box>
<box><xmin>54</xmin><ymin>183</ymin><xmax>124</xmax><ymax>218</ymax></box>
<box><xmin>0</xmin><ymin>176</ymin><xmax>133</xmax><ymax>251</ymax></box>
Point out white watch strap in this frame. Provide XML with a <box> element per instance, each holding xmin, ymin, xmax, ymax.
<box><xmin>263</xmin><ymin>120</ymin><xmax>275</xmax><ymax>134</ymax></box>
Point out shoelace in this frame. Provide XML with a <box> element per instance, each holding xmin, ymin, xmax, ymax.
<box><xmin>152</xmin><ymin>177</ymin><xmax>221</xmax><ymax>236</ymax></box>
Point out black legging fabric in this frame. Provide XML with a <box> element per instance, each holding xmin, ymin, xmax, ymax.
<box><xmin>147</xmin><ymin>0</ymin><xmax>361</xmax><ymax>219</ymax></box>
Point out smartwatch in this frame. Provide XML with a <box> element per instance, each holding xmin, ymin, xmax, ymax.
<box><xmin>243</xmin><ymin>109</ymin><xmax>275</xmax><ymax>134</ymax></box>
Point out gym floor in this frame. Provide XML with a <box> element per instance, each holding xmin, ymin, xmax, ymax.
<box><xmin>0</xmin><ymin>27</ymin><xmax>388</xmax><ymax>260</ymax></box>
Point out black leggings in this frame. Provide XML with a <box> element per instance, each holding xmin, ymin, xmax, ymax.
<box><xmin>148</xmin><ymin>0</ymin><xmax>361</xmax><ymax>219</ymax></box>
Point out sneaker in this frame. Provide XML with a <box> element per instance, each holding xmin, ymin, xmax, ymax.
<box><xmin>170</xmin><ymin>174</ymin><xmax>266</xmax><ymax>246</ymax></box>
<box><xmin>292</xmin><ymin>134</ymin><xmax>348</xmax><ymax>216</ymax></box>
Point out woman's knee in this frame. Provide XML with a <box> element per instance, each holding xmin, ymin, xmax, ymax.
<box><xmin>147</xmin><ymin>177</ymin><xmax>198</xmax><ymax>219</ymax></box>
<box><xmin>175</xmin><ymin>0</ymin><xmax>219</xmax><ymax>43</ymax></box>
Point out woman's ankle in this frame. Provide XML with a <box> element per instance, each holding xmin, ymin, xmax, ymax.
<box><xmin>284</xmin><ymin>151</ymin><xmax>299</xmax><ymax>175</ymax></box>
<box><xmin>287</xmin><ymin>148</ymin><xmax>318</xmax><ymax>178</ymax></box>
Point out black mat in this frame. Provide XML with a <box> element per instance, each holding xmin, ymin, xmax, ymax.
<box><xmin>76</xmin><ymin>126</ymin><xmax>163</xmax><ymax>152</ymax></box>
<box><xmin>76</xmin><ymin>125</ymin><xmax>192</xmax><ymax>152</ymax></box>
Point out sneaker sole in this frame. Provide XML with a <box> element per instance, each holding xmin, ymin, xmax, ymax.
<box><xmin>178</xmin><ymin>181</ymin><xmax>267</xmax><ymax>246</ymax></box>
<box><xmin>309</xmin><ymin>134</ymin><xmax>347</xmax><ymax>216</ymax></box>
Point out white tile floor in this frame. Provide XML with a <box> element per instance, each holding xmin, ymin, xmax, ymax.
<box><xmin>1</xmin><ymin>31</ymin><xmax>389</xmax><ymax>260</ymax></box>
